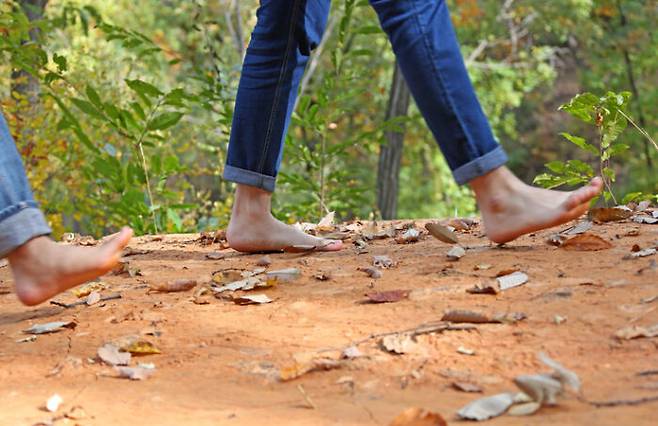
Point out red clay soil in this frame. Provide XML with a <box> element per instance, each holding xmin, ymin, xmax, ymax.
<box><xmin>0</xmin><ymin>218</ymin><xmax>657</xmax><ymax>426</ymax></box>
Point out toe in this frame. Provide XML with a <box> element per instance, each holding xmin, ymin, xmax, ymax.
<box><xmin>564</xmin><ymin>178</ymin><xmax>603</xmax><ymax>210</ymax></box>
<box><xmin>319</xmin><ymin>240</ymin><xmax>343</xmax><ymax>251</ymax></box>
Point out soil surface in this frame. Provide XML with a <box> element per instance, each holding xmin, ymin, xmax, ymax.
<box><xmin>1</xmin><ymin>218</ymin><xmax>657</xmax><ymax>426</ymax></box>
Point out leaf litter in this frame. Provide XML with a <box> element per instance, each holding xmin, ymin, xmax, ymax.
<box><xmin>457</xmin><ymin>352</ymin><xmax>580</xmax><ymax>420</ymax></box>
<box><xmin>97</xmin><ymin>344</ymin><xmax>131</xmax><ymax>366</ymax></box>
<box><xmin>496</xmin><ymin>271</ymin><xmax>529</xmax><ymax>290</ymax></box>
<box><xmin>232</xmin><ymin>294</ymin><xmax>272</xmax><ymax>305</ymax></box>
<box><xmin>148</xmin><ymin>278</ymin><xmax>197</xmax><ymax>293</ymax></box>
<box><xmin>446</xmin><ymin>245</ymin><xmax>466</xmax><ymax>260</ymax></box>
<box><xmin>425</xmin><ymin>222</ymin><xmax>458</xmax><ymax>244</ymax></box>
<box><xmin>24</xmin><ymin>321</ymin><xmax>77</xmax><ymax>335</ymax></box>
<box><xmin>364</xmin><ymin>289</ymin><xmax>410</xmax><ymax>304</ymax></box>
<box><xmin>561</xmin><ymin>233</ymin><xmax>613</xmax><ymax>251</ymax></box>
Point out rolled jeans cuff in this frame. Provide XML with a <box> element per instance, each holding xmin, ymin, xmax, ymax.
<box><xmin>452</xmin><ymin>146</ymin><xmax>508</xmax><ymax>185</ymax></box>
<box><xmin>0</xmin><ymin>206</ymin><xmax>52</xmax><ymax>258</ymax></box>
<box><xmin>223</xmin><ymin>165</ymin><xmax>277</xmax><ymax>193</ymax></box>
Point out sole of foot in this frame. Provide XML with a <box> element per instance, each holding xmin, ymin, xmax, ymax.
<box><xmin>10</xmin><ymin>227</ymin><xmax>133</xmax><ymax>306</ymax></box>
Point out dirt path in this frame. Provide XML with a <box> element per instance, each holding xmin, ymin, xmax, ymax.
<box><xmin>1</xmin><ymin>218</ymin><xmax>657</xmax><ymax>425</ymax></box>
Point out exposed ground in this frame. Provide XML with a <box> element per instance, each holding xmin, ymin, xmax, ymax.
<box><xmin>1</xmin><ymin>216</ymin><xmax>657</xmax><ymax>426</ymax></box>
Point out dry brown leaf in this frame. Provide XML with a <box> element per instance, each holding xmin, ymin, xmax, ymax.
<box><xmin>562</xmin><ymin>221</ymin><xmax>593</xmax><ymax>235</ymax></box>
<box><xmin>589</xmin><ymin>207</ymin><xmax>633</xmax><ymax>223</ymax></box>
<box><xmin>232</xmin><ymin>294</ymin><xmax>272</xmax><ymax>305</ymax></box>
<box><xmin>466</xmin><ymin>283</ymin><xmax>499</xmax><ymax>295</ymax></box>
<box><xmin>441</xmin><ymin>309</ymin><xmax>492</xmax><ymax>324</ymax></box>
<box><xmin>452</xmin><ymin>382</ymin><xmax>483</xmax><ymax>393</ymax></box>
<box><xmin>373</xmin><ymin>255</ymin><xmax>394</xmax><ymax>269</ymax></box>
<box><xmin>212</xmin><ymin>277</ymin><xmax>266</xmax><ymax>293</ymax></box>
<box><xmin>71</xmin><ymin>281</ymin><xmax>108</xmax><ymax>298</ymax></box>
<box><xmin>457</xmin><ymin>393</ymin><xmax>515</xmax><ymax>421</ymax></box>
<box><xmin>395</xmin><ymin>228</ymin><xmax>420</xmax><ymax>244</ymax></box>
<box><xmin>614</xmin><ymin>324</ymin><xmax>658</xmax><ymax>340</ymax></box>
<box><xmin>358</xmin><ymin>267</ymin><xmax>382</xmax><ymax>279</ymax></box>
<box><xmin>561</xmin><ymin>233</ymin><xmax>613</xmax><ymax>251</ymax></box>
<box><xmin>149</xmin><ymin>279</ymin><xmax>197</xmax><ymax>293</ymax></box>
<box><xmin>97</xmin><ymin>344</ymin><xmax>131</xmax><ymax>366</ymax></box>
<box><xmin>389</xmin><ymin>407</ymin><xmax>447</xmax><ymax>426</ymax></box>
<box><xmin>115</xmin><ymin>365</ymin><xmax>155</xmax><ymax>380</ymax></box>
<box><xmin>425</xmin><ymin>222</ymin><xmax>458</xmax><ymax>244</ymax></box>
<box><xmin>446</xmin><ymin>246</ymin><xmax>466</xmax><ymax>260</ymax></box>
<box><xmin>120</xmin><ymin>339</ymin><xmax>161</xmax><ymax>355</ymax></box>
<box><xmin>24</xmin><ymin>321</ymin><xmax>77</xmax><ymax>335</ymax></box>
<box><xmin>279</xmin><ymin>358</ymin><xmax>342</xmax><ymax>381</ymax></box>
<box><xmin>364</xmin><ymin>289</ymin><xmax>410</xmax><ymax>304</ymax></box>
<box><xmin>205</xmin><ymin>252</ymin><xmax>225</xmax><ymax>260</ymax></box>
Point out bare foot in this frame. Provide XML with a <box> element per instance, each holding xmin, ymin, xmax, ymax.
<box><xmin>226</xmin><ymin>184</ymin><xmax>343</xmax><ymax>253</ymax></box>
<box><xmin>9</xmin><ymin>227</ymin><xmax>133</xmax><ymax>306</ymax></box>
<box><xmin>471</xmin><ymin>167</ymin><xmax>603</xmax><ymax>244</ymax></box>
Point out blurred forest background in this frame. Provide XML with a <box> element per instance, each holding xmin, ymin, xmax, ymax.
<box><xmin>1</xmin><ymin>0</ymin><xmax>656</xmax><ymax>237</ymax></box>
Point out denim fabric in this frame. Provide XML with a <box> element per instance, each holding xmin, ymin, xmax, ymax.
<box><xmin>0</xmin><ymin>111</ymin><xmax>51</xmax><ymax>257</ymax></box>
<box><xmin>224</xmin><ymin>0</ymin><xmax>508</xmax><ymax>191</ymax></box>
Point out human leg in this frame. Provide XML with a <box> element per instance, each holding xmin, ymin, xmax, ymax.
<box><xmin>369</xmin><ymin>0</ymin><xmax>601</xmax><ymax>242</ymax></box>
<box><xmin>0</xmin><ymin>112</ymin><xmax>132</xmax><ymax>305</ymax></box>
<box><xmin>223</xmin><ymin>0</ymin><xmax>342</xmax><ymax>252</ymax></box>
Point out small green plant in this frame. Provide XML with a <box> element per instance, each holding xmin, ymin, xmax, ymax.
<box><xmin>534</xmin><ymin>91</ymin><xmax>657</xmax><ymax>204</ymax></box>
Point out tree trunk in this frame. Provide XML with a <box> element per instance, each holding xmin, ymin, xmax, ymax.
<box><xmin>377</xmin><ymin>62</ymin><xmax>411</xmax><ymax>219</ymax></box>
<box><xmin>10</xmin><ymin>0</ymin><xmax>49</xmax><ymax>106</ymax></box>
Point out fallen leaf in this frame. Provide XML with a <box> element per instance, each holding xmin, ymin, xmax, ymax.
<box><xmin>538</xmin><ymin>352</ymin><xmax>581</xmax><ymax>392</ymax></box>
<box><xmin>589</xmin><ymin>207</ymin><xmax>633</xmax><ymax>223</ymax></box>
<box><xmin>507</xmin><ymin>401</ymin><xmax>542</xmax><ymax>416</ymax></box>
<box><xmin>256</xmin><ymin>255</ymin><xmax>272</xmax><ymax>267</ymax></box>
<box><xmin>373</xmin><ymin>255</ymin><xmax>394</xmax><ymax>269</ymax></box>
<box><xmin>232</xmin><ymin>294</ymin><xmax>272</xmax><ymax>305</ymax></box>
<box><xmin>381</xmin><ymin>334</ymin><xmax>418</xmax><ymax>354</ymax></box>
<box><xmin>364</xmin><ymin>289</ymin><xmax>410</xmax><ymax>304</ymax></box>
<box><xmin>120</xmin><ymin>339</ymin><xmax>161</xmax><ymax>355</ymax></box>
<box><xmin>212</xmin><ymin>277</ymin><xmax>266</xmax><ymax>293</ymax></box>
<box><xmin>561</xmin><ymin>233</ymin><xmax>613</xmax><ymax>251</ymax></box>
<box><xmin>466</xmin><ymin>283</ymin><xmax>499</xmax><ymax>295</ymax></box>
<box><xmin>457</xmin><ymin>393</ymin><xmax>515</xmax><ymax>421</ymax></box>
<box><xmin>514</xmin><ymin>374</ymin><xmax>563</xmax><ymax>405</ymax></box>
<box><xmin>24</xmin><ymin>321</ymin><xmax>77</xmax><ymax>335</ymax></box>
<box><xmin>86</xmin><ymin>291</ymin><xmax>101</xmax><ymax>306</ymax></box>
<box><xmin>359</xmin><ymin>267</ymin><xmax>382</xmax><ymax>279</ymax></box>
<box><xmin>46</xmin><ymin>394</ymin><xmax>63</xmax><ymax>413</ymax></box>
<box><xmin>624</xmin><ymin>248</ymin><xmax>656</xmax><ymax>260</ymax></box>
<box><xmin>425</xmin><ymin>223</ymin><xmax>458</xmax><ymax>244</ymax></box>
<box><xmin>97</xmin><ymin>343</ymin><xmax>131</xmax><ymax>366</ymax></box>
<box><xmin>396</xmin><ymin>228</ymin><xmax>420</xmax><ymax>244</ymax></box>
<box><xmin>112</xmin><ymin>261</ymin><xmax>142</xmax><ymax>277</ymax></box>
<box><xmin>452</xmin><ymin>382</ymin><xmax>483</xmax><ymax>393</ymax></box>
<box><xmin>317</xmin><ymin>211</ymin><xmax>335</xmax><ymax>231</ymax></box>
<box><xmin>496</xmin><ymin>272</ymin><xmax>529</xmax><ymax>291</ymax></box>
<box><xmin>314</xmin><ymin>271</ymin><xmax>332</xmax><ymax>281</ymax></box>
<box><xmin>115</xmin><ymin>364</ymin><xmax>155</xmax><ymax>380</ymax></box>
<box><xmin>205</xmin><ymin>252</ymin><xmax>225</xmax><ymax>260</ymax></box>
<box><xmin>442</xmin><ymin>310</ymin><xmax>491</xmax><ymax>324</ymax></box>
<box><xmin>71</xmin><ymin>281</ymin><xmax>108</xmax><ymax>298</ymax></box>
<box><xmin>149</xmin><ymin>279</ymin><xmax>197</xmax><ymax>293</ymax></box>
<box><xmin>457</xmin><ymin>346</ymin><xmax>475</xmax><ymax>356</ymax></box>
<box><xmin>389</xmin><ymin>407</ymin><xmax>447</xmax><ymax>426</ymax></box>
<box><xmin>562</xmin><ymin>221</ymin><xmax>593</xmax><ymax>235</ymax></box>
<box><xmin>495</xmin><ymin>268</ymin><xmax>520</xmax><ymax>277</ymax></box>
<box><xmin>448</xmin><ymin>218</ymin><xmax>473</xmax><ymax>231</ymax></box>
<box><xmin>279</xmin><ymin>357</ymin><xmax>342</xmax><ymax>381</ymax></box>
<box><xmin>474</xmin><ymin>264</ymin><xmax>492</xmax><ymax>271</ymax></box>
<box><xmin>446</xmin><ymin>246</ymin><xmax>466</xmax><ymax>260</ymax></box>
<box><xmin>614</xmin><ymin>324</ymin><xmax>658</xmax><ymax>340</ymax></box>
<box><xmin>342</xmin><ymin>346</ymin><xmax>364</xmax><ymax>359</ymax></box>
<box><xmin>632</xmin><ymin>216</ymin><xmax>658</xmax><ymax>225</ymax></box>
<box><xmin>265</xmin><ymin>268</ymin><xmax>301</xmax><ymax>283</ymax></box>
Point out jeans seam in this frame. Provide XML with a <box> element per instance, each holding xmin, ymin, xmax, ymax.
<box><xmin>257</xmin><ymin>0</ymin><xmax>304</xmax><ymax>175</ymax></box>
<box><xmin>408</xmin><ymin>0</ymin><xmax>480</xmax><ymax>160</ymax></box>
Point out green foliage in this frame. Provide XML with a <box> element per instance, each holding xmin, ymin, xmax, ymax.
<box><xmin>534</xmin><ymin>91</ymin><xmax>655</xmax><ymax>204</ymax></box>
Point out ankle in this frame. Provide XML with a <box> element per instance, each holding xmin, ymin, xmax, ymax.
<box><xmin>232</xmin><ymin>184</ymin><xmax>273</xmax><ymax>219</ymax></box>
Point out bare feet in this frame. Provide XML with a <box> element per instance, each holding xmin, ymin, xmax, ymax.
<box><xmin>471</xmin><ymin>167</ymin><xmax>603</xmax><ymax>244</ymax></box>
<box><xmin>226</xmin><ymin>184</ymin><xmax>343</xmax><ymax>253</ymax></box>
<box><xmin>9</xmin><ymin>227</ymin><xmax>133</xmax><ymax>306</ymax></box>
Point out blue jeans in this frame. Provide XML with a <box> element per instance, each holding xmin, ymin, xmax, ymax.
<box><xmin>224</xmin><ymin>0</ymin><xmax>508</xmax><ymax>192</ymax></box>
<box><xmin>0</xmin><ymin>112</ymin><xmax>51</xmax><ymax>258</ymax></box>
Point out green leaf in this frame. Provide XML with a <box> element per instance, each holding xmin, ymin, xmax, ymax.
<box><xmin>125</xmin><ymin>79</ymin><xmax>163</xmax><ymax>98</ymax></box>
<box><xmin>85</xmin><ymin>85</ymin><xmax>102</xmax><ymax>108</ymax></box>
<box><xmin>147</xmin><ymin>112</ymin><xmax>184</xmax><ymax>131</ymax></box>
<box><xmin>560</xmin><ymin>132</ymin><xmax>598</xmax><ymax>155</ymax></box>
<box><xmin>70</xmin><ymin>98</ymin><xmax>104</xmax><ymax>120</ymax></box>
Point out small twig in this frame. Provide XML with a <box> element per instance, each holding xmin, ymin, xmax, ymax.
<box><xmin>297</xmin><ymin>384</ymin><xmax>316</xmax><ymax>409</ymax></box>
<box><xmin>617</xmin><ymin>109</ymin><xmax>658</xmax><ymax>152</ymax></box>
<box><xmin>50</xmin><ymin>293</ymin><xmax>122</xmax><ymax>309</ymax></box>
<box><xmin>583</xmin><ymin>394</ymin><xmax>658</xmax><ymax>408</ymax></box>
